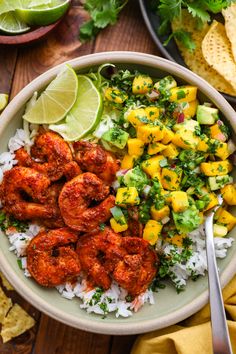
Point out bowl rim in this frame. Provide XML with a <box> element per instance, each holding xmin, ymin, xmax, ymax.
<box><xmin>0</xmin><ymin>51</ymin><xmax>236</xmax><ymax>335</ymax></box>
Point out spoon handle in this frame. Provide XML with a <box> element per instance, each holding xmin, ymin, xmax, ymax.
<box><xmin>205</xmin><ymin>213</ymin><xmax>233</xmax><ymax>354</ymax></box>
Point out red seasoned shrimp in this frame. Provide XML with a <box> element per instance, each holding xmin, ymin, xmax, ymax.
<box><xmin>0</xmin><ymin>166</ymin><xmax>56</xmax><ymax>220</ymax></box>
<box><xmin>15</xmin><ymin>130</ymin><xmax>73</xmax><ymax>181</ymax></box>
<box><xmin>123</xmin><ymin>207</ymin><xmax>143</xmax><ymax>237</ymax></box>
<box><xmin>73</xmin><ymin>141</ymin><xmax>120</xmax><ymax>184</ymax></box>
<box><xmin>77</xmin><ymin>227</ymin><xmax>126</xmax><ymax>289</ymax></box>
<box><xmin>59</xmin><ymin>172</ymin><xmax>115</xmax><ymax>232</ymax></box>
<box><xmin>27</xmin><ymin>228</ymin><xmax>81</xmax><ymax>287</ymax></box>
<box><xmin>113</xmin><ymin>237</ymin><xmax>158</xmax><ymax>296</ymax></box>
<box><xmin>42</xmin><ymin>183</ymin><xmax>65</xmax><ymax>228</ymax></box>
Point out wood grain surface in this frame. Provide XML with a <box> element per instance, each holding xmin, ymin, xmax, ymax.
<box><xmin>0</xmin><ymin>0</ymin><xmax>160</xmax><ymax>353</ymax></box>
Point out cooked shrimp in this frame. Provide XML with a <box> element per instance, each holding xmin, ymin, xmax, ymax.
<box><xmin>77</xmin><ymin>227</ymin><xmax>125</xmax><ymax>289</ymax></box>
<box><xmin>74</xmin><ymin>141</ymin><xmax>120</xmax><ymax>184</ymax></box>
<box><xmin>0</xmin><ymin>166</ymin><xmax>56</xmax><ymax>220</ymax></box>
<box><xmin>123</xmin><ymin>207</ymin><xmax>143</xmax><ymax>237</ymax></box>
<box><xmin>27</xmin><ymin>228</ymin><xmax>81</xmax><ymax>287</ymax></box>
<box><xmin>59</xmin><ymin>172</ymin><xmax>115</xmax><ymax>232</ymax></box>
<box><xmin>15</xmin><ymin>130</ymin><xmax>73</xmax><ymax>181</ymax></box>
<box><xmin>113</xmin><ymin>237</ymin><xmax>158</xmax><ymax>296</ymax></box>
<box><xmin>63</xmin><ymin>161</ymin><xmax>82</xmax><ymax>181</ymax></box>
<box><xmin>42</xmin><ymin>183</ymin><xmax>65</xmax><ymax>228</ymax></box>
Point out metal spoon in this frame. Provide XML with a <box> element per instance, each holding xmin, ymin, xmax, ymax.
<box><xmin>205</xmin><ymin>195</ymin><xmax>233</xmax><ymax>354</ymax></box>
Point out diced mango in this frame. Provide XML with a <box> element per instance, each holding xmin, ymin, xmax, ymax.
<box><xmin>150</xmin><ymin>205</ymin><xmax>170</xmax><ymax>221</ymax></box>
<box><xmin>171</xmin><ymin>191</ymin><xmax>189</xmax><ymax>212</ymax></box>
<box><xmin>127</xmin><ymin>138</ymin><xmax>144</xmax><ymax>157</ymax></box>
<box><xmin>143</xmin><ymin>219</ymin><xmax>162</xmax><ymax>245</ymax></box>
<box><xmin>203</xmin><ymin>193</ymin><xmax>219</xmax><ymax>211</ymax></box>
<box><xmin>115</xmin><ymin>187</ymin><xmax>140</xmax><ymax>206</ymax></box>
<box><xmin>213</xmin><ymin>224</ymin><xmax>228</xmax><ymax>237</ymax></box>
<box><xmin>168</xmin><ymin>233</ymin><xmax>187</xmax><ymax>247</ymax></box>
<box><xmin>142</xmin><ymin>155</ymin><xmax>164</xmax><ymax>178</ymax></box>
<box><xmin>210</xmin><ymin>124</ymin><xmax>226</xmax><ymax>142</ymax></box>
<box><xmin>217</xmin><ymin>209</ymin><xmax>236</xmax><ymax>231</ymax></box>
<box><xmin>161</xmin><ymin>167</ymin><xmax>182</xmax><ymax>190</ymax></box>
<box><xmin>169</xmin><ymin>86</ymin><xmax>197</xmax><ymax>103</ymax></box>
<box><xmin>104</xmin><ymin>87</ymin><xmax>128</xmax><ymax>104</ymax></box>
<box><xmin>197</xmin><ymin>136</ymin><xmax>209</xmax><ymax>152</ymax></box>
<box><xmin>110</xmin><ymin>217</ymin><xmax>128</xmax><ymax>232</ymax></box>
<box><xmin>221</xmin><ymin>184</ymin><xmax>236</xmax><ymax>205</ymax></box>
<box><xmin>182</xmin><ymin>99</ymin><xmax>198</xmax><ymax>119</ymax></box>
<box><xmin>161</xmin><ymin>127</ymin><xmax>175</xmax><ymax>144</ymax></box>
<box><xmin>200</xmin><ymin>160</ymin><xmax>233</xmax><ymax>176</ymax></box>
<box><xmin>145</xmin><ymin>106</ymin><xmax>160</xmax><ymax>121</ymax></box>
<box><xmin>148</xmin><ymin>142</ymin><xmax>166</xmax><ymax>155</ymax></box>
<box><xmin>162</xmin><ymin>143</ymin><xmax>179</xmax><ymax>159</ymax></box>
<box><xmin>172</xmin><ymin>130</ymin><xmax>199</xmax><ymax>150</ymax></box>
<box><xmin>215</xmin><ymin>142</ymin><xmax>230</xmax><ymax>160</ymax></box>
<box><xmin>132</xmin><ymin>75</ymin><xmax>153</xmax><ymax>94</ymax></box>
<box><xmin>127</xmin><ymin>108</ymin><xmax>147</xmax><ymax>127</ymax></box>
<box><xmin>121</xmin><ymin>154</ymin><xmax>136</xmax><ymax>169</ymax></box>
<box><xmin>137</xmin><ymin>124</ymin><xmax>164</xmax><ymax>143</ymax></box>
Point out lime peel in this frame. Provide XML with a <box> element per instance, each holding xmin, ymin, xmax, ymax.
<box><xmin>23</xmin><ymin>65</ymin><xmax>78</xmax><ymax>124</ymax></box>
<box><xmin>15</xmin><ymin>0</ymin><xmax>70</xmax><ymax>26</ymax></box>
<box><xmin>49</xmin><ymin>75</ymin><xmax>103</xmax><ymax>141</ymax></box>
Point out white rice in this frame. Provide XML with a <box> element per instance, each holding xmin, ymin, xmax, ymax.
<box><xmin>0</xmin><ymin>128</ymin><xmax>234</xmax><ymax>317</ymax></box>
<box><xmin>162</xmin><ymin>223</ymin><xmax>234</xmax><ymax>289</ymax></box>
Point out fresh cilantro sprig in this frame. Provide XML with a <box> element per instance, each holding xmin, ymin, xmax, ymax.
<box><xmin>79</xmin><ymin>0</ymin><xmax>128</xmax><ymax>42</ymax></box>
<box><xmin>155</xmin><ymin>0</ymin><xmax>236</xmax><ymax>49</ymax></box>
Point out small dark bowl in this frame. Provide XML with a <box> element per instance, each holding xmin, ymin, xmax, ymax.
<box><xmin>139</xmin><ymin>0</ymin><xmax>236</xmax><ymax>105</ymax></box>
<box><xmin>0</xmin><ymin>20</ymin><xmax>62</xmax><ymax>46</ymax></box>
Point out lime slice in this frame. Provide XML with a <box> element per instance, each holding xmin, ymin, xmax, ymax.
<box><xmin>0</xmin><ymin>1</ymin><xmax>32</xmax><ymax>15</ymax></box>
<box><xmin>23</xmin><ymin>65</ymin><xmax>78</xmax><ymax>124</ymax></box>
<box><xmin>0</xmin><ymin>94</ymin><xmax>9</xmax><ymax>111</ymax></box>
<box><xmin>0</xmin><ymin>11</ymin><xmax>30</xmax><ymax>34</ymax></box>
<box><xmin>15</xmin><ymin>0</ymin><xmax>70</xmax><ymax>26</ymax></box>
<box><xmin>49</xmin><ymin>75</ymin><xmax>103</xmax><ymax>141</ymax></box>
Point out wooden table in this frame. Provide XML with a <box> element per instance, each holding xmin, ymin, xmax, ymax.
<box><xmin>0</xmin><ymin>1</ymin><xmax>161</xmax><ymax>353</ymax></box>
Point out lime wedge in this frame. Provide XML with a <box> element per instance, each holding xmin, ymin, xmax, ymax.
<box><xmin>15</xmin><ymin>0</ymin><xmax>70</xmax><ymax>26</ymax></box>
<box><xmin>49</xmin><ymin>75</ymin><xmax>103</xmax><ymax>141</ymax></box>
<box><xmin>0</xmin><ymin>11</ymin><xmax>30</xmax><ymax>34</ymax></box>
<box><xmin>23</xmin><ymin>66</ymin><xmax>78</xmax><ymax>124</ymax></box>
<box><xmin>0</xmin><ymin>94</ymin><xmax>9</xmax><ymax>111</ymax></box>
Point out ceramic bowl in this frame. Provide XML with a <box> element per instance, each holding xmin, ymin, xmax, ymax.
<box><xmin>0</xmin><ymin>52</ymin><xmax>235</xmax><ymax>335</ymax></box>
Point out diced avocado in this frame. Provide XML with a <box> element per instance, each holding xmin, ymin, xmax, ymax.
<box><xmin>208</xmin><ymin>175</ymin><xmax>233</xmax><ymax>191</ymax></box>
<box><xmin>213</xmin><ymin>224</ymin><xmax>228</xmax><ymax>237</ymax></box>
<box><xmin>195</xmin><ymin>200</ymin><xmax>206</xmax><ymax>210</ymax></box>
<box><xmin>123</xmin><ymin>166</ymin><xmax>149</xmax><ymax>191</ymax></box>
<box><xmin>172</xmin><ymin>205</ymin><xmax>201</xmax><ymax>233</ymax></box>
<box><xmin>102</xmin><ymin>127</ymin><xmax>129</xmax><ymax>149</ymax></box>
<box><xmin>173</xmin><ymin>119</ymin><xmax>199</xmax><ymax>132</ymax></box>
<box><xmin>110</xmin><ymin>206</ymin><xmax>127</xmax><ymax>225</ymax></box>
<box><xmin>197</xmin><ymin>105</ymin><xmax>219</xmax><ymax>125</ymax></box>
<box><xmin>154</xmin><ymin>75</ymin><xmax>177</xmax><ymax>92</ymax></box>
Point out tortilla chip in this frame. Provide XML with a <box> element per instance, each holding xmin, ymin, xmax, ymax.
<box><xmin>0</xmin><ymin>287</ymin><xmax>12</xmax><ymax>323</ymax></box>
<box><xmin>0</xmin><ymin>286</ymin><xmax>12</xmax><ymax>323</ymax></box>
<box><xmin>222</xmin><ymin>4</ymin><xmax>236</xmax><ymax>62</ymax></box>
<box><xmin>202</xmin><ymin>20</ymin><xmax>236</xmax><ymax>92</ymax></box>
<box><xmin>171</xmin><ymin>11</ymin><xmax>236</xmax><ymax>96</ymax></box>
<box><xmin>0</xmin><ymin>272</ymin><xmax>14</xmax><ymax>291</ymax></box>
<box><xmin>0</xmin><ymin>303</ymin><xmax>35</xmax><ymax>343</ymax></box>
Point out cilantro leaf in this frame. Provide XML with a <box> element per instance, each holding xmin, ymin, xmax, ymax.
<box><xmin>79</xmin><ymin>0</ymin><xmax>128</xmax><ymax>42</ymax></box>
<box><xmin>164</xmin><ymin>29</ymin><xmax>196</xmax><ymax>52</ymax></box>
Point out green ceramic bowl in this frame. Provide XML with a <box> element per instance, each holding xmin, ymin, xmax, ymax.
<box><xmin>0</xmin><ymin>52</ymin><xmax>236</xmax><ymax>335</ymax></box>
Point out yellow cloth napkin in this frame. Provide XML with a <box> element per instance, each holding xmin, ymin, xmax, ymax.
<box><xmin>132</xmin><ymin>275</ymin><xmax>236</xmax><ymax>354</ymax></box>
